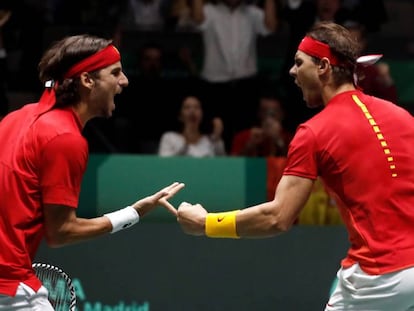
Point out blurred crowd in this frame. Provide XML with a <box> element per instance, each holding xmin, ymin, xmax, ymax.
<box><xmin>1</xmin><ymin>0</ymin><xmax>405</xmax><ymax>225</ymax></box>
<box><xmin>0</xmin><ymin>0</ymin><xmax>396</xmax><ymax>151</ymax></box>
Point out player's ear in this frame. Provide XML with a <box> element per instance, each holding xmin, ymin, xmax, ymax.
<box><xmin>79</xmin><ymin>72</ymin><xmax>95</xmax><ymax>89</ymax></box>
<box><xmin>318</xmin><ymin>58</ymin><xmax>330</xmax><ymax>73</ymax></box>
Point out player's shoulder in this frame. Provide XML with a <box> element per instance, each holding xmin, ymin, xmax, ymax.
<box><xmin>32</xmin><ymin>108</ymin><xmax>84</xmax><ymax>147</ymax></box>
<box><xmin>35</xmin><ymin>108</ymin><xmax>82</xmax><ymax>134</ymax></box>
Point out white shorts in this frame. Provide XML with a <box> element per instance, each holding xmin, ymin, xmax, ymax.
<box><xmin>0</xmin><ymin>282</ymin><xmax>54</xmax><ymax>311</ymax></box>
<box><xmin>326</xmin><ymin>263</ymin><xmax>414</xmax><ymax>311</ymax></box>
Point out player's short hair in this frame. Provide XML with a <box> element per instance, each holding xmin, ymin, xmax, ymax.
<box><xmin>306</xmin><ymin>21</ymin><xmax>360</xmax><ymax>86</ymax></box>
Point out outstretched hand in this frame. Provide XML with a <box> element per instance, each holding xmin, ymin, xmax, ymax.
<box><xmin>132</xmin><ymin>182</ymin><xmax>185</xmax><ymax>217</ymax></box>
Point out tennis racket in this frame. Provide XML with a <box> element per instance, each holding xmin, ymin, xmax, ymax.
<box><xmin>32</xmin><ymin>263</ymin><xmax>77</xmax><ymax>311</ymax></box>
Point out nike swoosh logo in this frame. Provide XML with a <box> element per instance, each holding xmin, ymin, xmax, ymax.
<box><xmin>217</xmin><ymin>216</ymin><xmax>225</xmax><ymax>222</ymax></box>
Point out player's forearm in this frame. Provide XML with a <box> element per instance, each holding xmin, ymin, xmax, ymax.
<box><xmin>236</xmin><ymin>202</ymin><xmax>291</xmax><ymax>237</ymax></box>
<box><xmin>178</xmin><ymin>176</ymin><xmax>312</xmax><ymax>238</ymax></box>
<box><xmin>206</xmin><ymin>202</ymin><xmax>291</xmax><ymax>239</ymax></box>
<box><xmin>45</xmin><ymin>216</ymin><xmax>113</xmax><ymax>247</ymax></box>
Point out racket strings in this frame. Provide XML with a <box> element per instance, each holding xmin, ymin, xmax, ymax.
<box><xmin>32</xmin><ymin>263</ymin><xmax>77</xmax><ymax>311</ymax></box>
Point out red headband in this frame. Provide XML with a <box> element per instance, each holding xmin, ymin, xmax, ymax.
<box><xmin>298</xmin><ymin>36</ymin><xmax>339</xmax><ymax>65</ymax></box>
<box><xmin>36</xmin><ymin>45</ymin><xmax>121</xmax><ymax>116</ymax></box>
<box><xmin>64</xmin><ymin>45</ymin><xmax>121</xmax><ymax>78</ymax></box>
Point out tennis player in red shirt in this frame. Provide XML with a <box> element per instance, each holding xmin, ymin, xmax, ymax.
<box><xmin>177</xmin><ymin>21</ymin><xmax>414</xmax><ymax>310</ymax></box>
<box><xmin>0</xmin><ymin>34</ymin><xmax>184</xmax><ymax>310</ymax></box>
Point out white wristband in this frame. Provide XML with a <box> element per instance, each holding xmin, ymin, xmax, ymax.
<box><xmin>104</xmin><ymin>206</ymin><xmax>140</xmax><ymax>233</ymax></box>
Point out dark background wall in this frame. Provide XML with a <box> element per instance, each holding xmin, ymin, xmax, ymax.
<box><xmin>35</xmin><ymin>224</ymin><xmax>349</xmax><ymax>311</ymax></box>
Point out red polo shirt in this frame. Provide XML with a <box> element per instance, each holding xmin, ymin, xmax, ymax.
<box><xmin>284</xmin><ymin>90</ymin><xmax>414</xmax><ymax>275</ymax></box>
<box><xmin>0</xmin><ymin>104</ymin><xmax>88</xmax><ymax>295</ymax></box>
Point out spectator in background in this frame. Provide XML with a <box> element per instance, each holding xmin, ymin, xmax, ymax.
<box><xmin>189</xmin><ymin>0</ymin><xmax>278</xmax><ymax>149</ymax></box>
<box><xmin>111</xmin><ymin>41</ymin><xmax>200</xmax><ymax>154</ymax></box>
<box><xmin>0</xmin><ymin>8</ymin><xmax>11</xmax><ymax>119</ymax></box>
<box><xmin>158</xmin><ymin>95</ymin><xmax>226</xmax><ymax>157</ymax></box>
<box><xmin>190</xmin><ymin>0</ymin><xmax>277</xmax><ymax>83</ymax></box>
<box><xmin>51</xmin><ymin>0</ymin><xmax>126</xmax><ymax>42</ymax></box>
<box><xmin>130</xmin><ymin>40</ymin><xmax>198</xmax><ymax>78</ymax></box>
<box><xmin>230</xmin><ymin>93</ymin><xmax>291</xmax><ymax>157</ymax></box>
<box><xmin>135</xmin><ymin>41</ymin><xmax>164</xmax><ymax>77</ymax></box>
<box><xmin>230</xmin><ymin>91</ymin><xmax>292</xmax><ymax>201</ymax></box>
<box><xmin>107</xmin><ymin>42</ymin><xmax>170</xmax><ymax>153</ymax></box>
<box><xmin>171</xmin><ymin>0</ymin><xmax>198</xmax><ymax>32</ymax></box>
<box><xmin>345</xmin><ymin>20</ymin><xmax>398</xmax><ymax>104</ymax></box>
<box><xmin>342</xmin><ymin>0</ymin><xmax>388</xmax><ymax>33</ymax></box>
<box><xmin>120</xmin><ymin>0</ymin><xmax>174</xmax><ymax>32</ymax></box>
<box><xmin>176</xmin><ymin>45</ymin><xmax>199</xmax><ymax>78</ymax></box>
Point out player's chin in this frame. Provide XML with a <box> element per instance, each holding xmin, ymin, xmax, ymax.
<box><xmin>304</xmin><ymin>92</ymin><xmax>323</xmax><ymax>109</ymax></box>
<box><xmin>102</xmin><ymin>106</ymin><xmax>114</xmax><ymax>119</ymax></box>
<box><xmin>109</xmin><ymin>101</ymin><xmax>116</xmax><ymax>114</ymax></box>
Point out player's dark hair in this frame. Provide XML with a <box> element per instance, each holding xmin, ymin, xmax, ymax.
<box><xmin>306</xmin><ymin>21</ymin><xmax>360</xmax><ymax>86</ymax></box>
<box><xmin>38</xmin><ymin>35</ymin><xmax>113</xmax><ymax>107</ymax></box>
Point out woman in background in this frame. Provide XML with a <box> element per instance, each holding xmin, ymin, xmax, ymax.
<box><xmin>158</xmin><ymin>95</ymin><xmax>226</xmax><ymax>157</ymax></box>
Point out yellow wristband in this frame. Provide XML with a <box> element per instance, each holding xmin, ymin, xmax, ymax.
<box><xmin>205</xmin><ymin>210</ymin><xmax>240</xmax><ymax>238</ymax></box>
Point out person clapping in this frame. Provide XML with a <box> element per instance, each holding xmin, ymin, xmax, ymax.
<box><xmin>158</xmin><ymin>95</ymin><xmax>226</xmax><ymax>157</ymax></box>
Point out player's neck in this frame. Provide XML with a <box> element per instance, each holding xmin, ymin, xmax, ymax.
<box><xmin>71</xmin><ymin>104</ymin><xmax>89</xmax><ymax>128</ymax></box>
<box><xmin>322</xmin><ymin>83</ymin><xmax>356</xmax><ymax>105</ymax></box>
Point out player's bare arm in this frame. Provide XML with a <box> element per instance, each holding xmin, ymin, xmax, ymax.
<box><xmin>177</xmin><ymin>175</ymin><xmax>313</xmax><ymax>238</ymax></box>
<box><xmin>44</xmin><ymin>182</ymin><xmax>184</xmax><ymax>247</ymax></box>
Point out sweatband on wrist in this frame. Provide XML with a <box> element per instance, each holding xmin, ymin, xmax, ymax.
<box><xmin>205</xmin><ymin>210</ymin><xmax>240</xmax><ymax>238</ymax></box>
<box><xmin>104</xmin><ymin>206</ymin><xmax>140</xmax><ymax>233</ymax></box>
